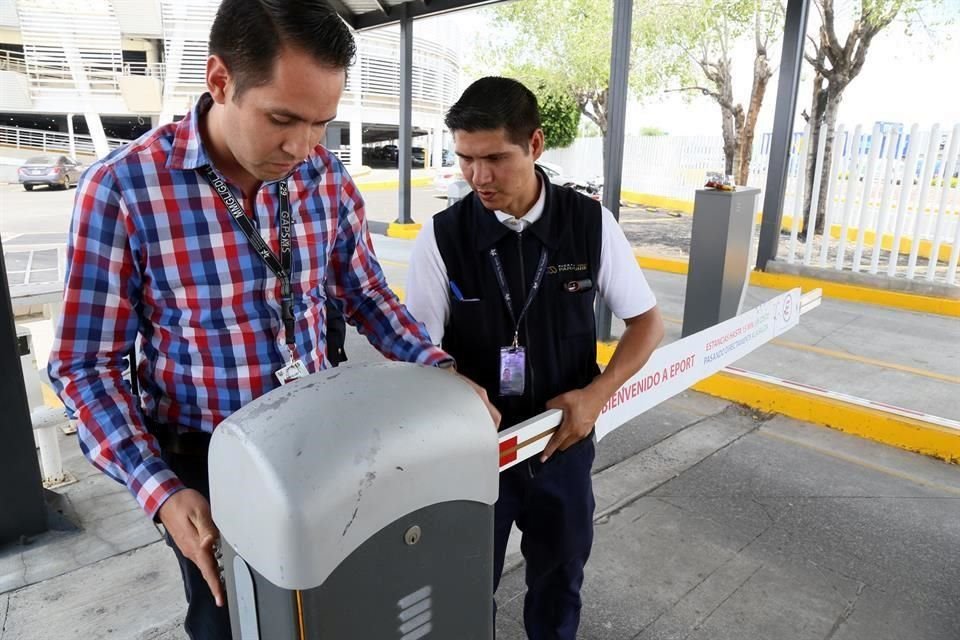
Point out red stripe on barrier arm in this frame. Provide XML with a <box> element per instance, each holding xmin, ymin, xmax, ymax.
<box><xmin>499</xmin><ymin>436</ymin><xmax>518</xmax><ymax>467</ymax></box>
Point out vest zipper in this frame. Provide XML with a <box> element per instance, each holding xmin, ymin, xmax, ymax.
<box><xmin>516</xmin><ymin>231</ymin><xmax>536</xmax><ymax>414</ymax></box>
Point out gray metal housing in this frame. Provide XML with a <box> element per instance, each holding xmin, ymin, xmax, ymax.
<box><xmin>209</xmin><ymin>361</ymin><xmax>498</xmax><ymax>590</ymax></box>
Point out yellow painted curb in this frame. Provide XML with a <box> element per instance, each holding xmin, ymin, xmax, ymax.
<box><xmin>747</xmin><ymin>270</ymin><xmax>960</xmax><ymax>317</ymax></box>
<box><xmin>386</xmin><ymin>222</ymin><xmax>423</xmax><ymax>240</ymax></box>
<box><xmin>632</xmin><ymin>252</ymin><xmax>959</xmax><ymax>317</ymax></box>
<box><xmin>596</xmin><ymin>341</ymin><xmax>617</xmax><ymax>365</ymax></box>
<box><xmin>595</xmin><ymin>343</ymin><xmax>958</xmax><ymax>463</ymax></box>
<box><xmin>356</xmin><ymin>177</ymin><xmax>432</xmax><ymax>192</ymax></box>
<box><xmin>636</xmin><ymin>254</ymin><xmax>688</xmax><ymax>275</ymax></box>
<box><xmin>691</xmin><ymin>370</ymin><xmax>960</xmax><ymax>464</ymax></box>
<box><xmin>621</xmin><ymin>190</ymin><xmax>694</xmax><ymax>214</ymax></box>
<box><xmin>41</xmin><ymin>381</ymin><xmax>62</xmax><ymax>409</ymax></box>
<box><xmin>776</xmin><ymin>215</ymin><xmax>954</xmax><ymax>262</ymax></box>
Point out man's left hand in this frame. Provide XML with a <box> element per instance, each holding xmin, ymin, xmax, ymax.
<box><xmin>541</xmin><ymin>386</ymin><xmax>606</xmax><ymax>462</ymax></box>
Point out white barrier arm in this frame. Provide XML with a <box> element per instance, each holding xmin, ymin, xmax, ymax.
<box><xmin>497</xmin><ymin>288</ymin><xmax>822</xmax><ymax>471</ymax></box>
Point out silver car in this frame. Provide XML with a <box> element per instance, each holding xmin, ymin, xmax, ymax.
<box><xmin>18</xmin><ymin>155</ymin><xmax>83</xmax><ymax>191</ymax></box>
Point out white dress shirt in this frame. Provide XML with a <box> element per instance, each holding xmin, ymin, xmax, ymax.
<box><xmin>406</xmin><ymin>180</ymin><xmax>657</xmax><ymax>344</ymax></box>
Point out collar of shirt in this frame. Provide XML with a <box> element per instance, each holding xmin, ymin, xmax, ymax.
<box><xmin>167</xmin><ymin>93</ymin><xmax>317</xmax><ymax>187</ymax></box>
<box><xmin>167</xmin><ymin>93</ymin><xmax>215</xmax><ymax>171</ymax></box>
<box><xmin>494</xmin><ymin>176</ymin><xmax>545</xmax><ymax>233</ymax></box>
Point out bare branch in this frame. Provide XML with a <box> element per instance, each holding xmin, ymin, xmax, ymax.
<box><xmin>820</xmin><ymin>0</ymin><xmax>844</xmax><ymax>57</ymax></box>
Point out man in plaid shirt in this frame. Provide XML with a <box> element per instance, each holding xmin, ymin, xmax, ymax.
<box><xmin>48</xmin><ymin>1</ymin><xmax>497</xmax><ymax>637</ymax></box>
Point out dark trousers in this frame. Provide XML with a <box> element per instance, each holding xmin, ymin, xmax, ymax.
<box><xmin>160</xmin><ymin>448</ymin><xmax>233</xmax><ymax>640</ymax></box>
<box><xmin>493</xmin><ymin>438</ymin><xmax>596</xmax><ymax>640</ymax></box>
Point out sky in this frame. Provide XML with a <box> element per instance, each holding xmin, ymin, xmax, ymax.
<box><xmin>414</xmin><ymin>1</ymin><xmax>960</xmax><ymax>138</ymax></box>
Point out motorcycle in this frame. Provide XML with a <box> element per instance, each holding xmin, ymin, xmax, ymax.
<box><xmin>565</xmin><ymin>176</ymin><xmax>603</xmax><ymax>201</ymax></box>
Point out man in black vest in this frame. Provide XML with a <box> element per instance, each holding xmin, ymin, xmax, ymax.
<box><xmin>407</xmin><ymin>77</ymin><xmax>664</xmax><ymax>639</ymax></box>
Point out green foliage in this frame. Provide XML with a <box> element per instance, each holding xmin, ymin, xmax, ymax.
<box><xmin>536</xmin><ymin>88</ymin><xmax>580</xmax><ymax>149</ymax></box>
<box><xmin>578</xmin><ymin>120</ymin><xmax>603</xmax><ymax>138</ymax></box>
<box><xmin>481</xmin><ymin>0</ymin><xmax>694</xmax><ymax>134</ymax></box>
<box><xmin>639</xmin><ymin>126</ymin><xmax>668</xmax><ymax>136</ymax></box>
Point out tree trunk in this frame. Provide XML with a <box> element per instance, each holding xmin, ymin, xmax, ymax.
<box><xmin>813</xmin><ymin>93</ymin><xmax>842</xmax><ymax>233</ymax></box>
<box><xmin>801</xmin><ymin>79</ymin><xmax>828</xmax><ymax>235</ymax></box>
<box><xmin>721</xmin><ymin>108</ymin><xmax>736</xmax><ymax>176</ymax></box>
<box><xmin>736</xmin><ymin>56</ymin><xmax>772</xmax><ymax>186</ymax></box>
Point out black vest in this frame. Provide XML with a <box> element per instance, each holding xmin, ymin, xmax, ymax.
<box><xmin>434</xmin><ymin>171</ymin><xmax>603</xmax><ymax>429</ymax></box>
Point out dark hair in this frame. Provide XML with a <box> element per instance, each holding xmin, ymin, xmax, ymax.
<box><xmin>209</xmin><ymin>0</ymin><xmax>356</xmax><ymax>97</ymax></box>
<box><xmin>444</xmin><ymin>77</ymin><xmax>541</xmax><ymax>151</ymax></box>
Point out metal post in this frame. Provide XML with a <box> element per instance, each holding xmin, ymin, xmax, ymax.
<box><xmin>396</xmin><ymin>6</ymin><xmax>414</xmax><ymax>225</ymax></box>
<box><xmin>596</xmin><ymin>0</ymin><xmax>633</xmax><ymax>341</ymax></box>
<box><xmin>756</xmin><ymin>0</ymin><xmax>812</xmax><ymax>271</ymax></box>
<box><xmin>0</xmin><ymin>237</ymin><xmax>48</xmax><ymax>543</ymax></box>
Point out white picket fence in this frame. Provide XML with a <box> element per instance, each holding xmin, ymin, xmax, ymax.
<box><xmin>542</xmin><ymin>123</ymin><xmax>959</xmax><ymax>285</ymax></box>
<box><xmin>781</xmin><ymin>123</ymin><xmax>959</xmax><ymax>285</ymax></box>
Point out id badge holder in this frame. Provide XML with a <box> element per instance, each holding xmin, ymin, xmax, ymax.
<box><xmin>499</xmin><ymin>346</ymin><xmax>526</xmax><ymax>396</ymax></box>
<box><xmin>275</xmin><ymin>345</ymin><xmax>309</xmax><ymax>385</ymax></box>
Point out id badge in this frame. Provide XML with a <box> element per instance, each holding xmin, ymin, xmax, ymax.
<box><xmin>275</xmin><ymin>359</ymin><xmax>309</xmax><ymax>385</ymax></box>
<box><xmin>499</xmin><ymin>347</ymin><xmax>526</xmax><ymax>396</ymax></box>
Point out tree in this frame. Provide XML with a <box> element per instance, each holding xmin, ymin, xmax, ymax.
<box><xmin>536</xmin><ymin>87</ymin><xmax>580</xmax><ymax>149</ymax></box>
<box><xmin>802</xmin><ymin>0</ymin><xmax>932</xmax><ymax>233</ymax></box>
<box><xmin>482</xmin><ymin>0</ymin><xmax>689</xmax><ymax>170</ymax></box>
<box><xmin>663</xmin><ymin>0</ymin><xmax>783</xmax><ymax>185</ymax></box>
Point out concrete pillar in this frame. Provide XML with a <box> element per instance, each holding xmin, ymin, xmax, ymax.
<box><xmin>66</xmin><ymin>113</ymin><xmax>77</xmax><ymax>159</ymax></box>
<box><xmin>432</xmin><ymin>121</ymin><xmax>444</xmax><ymax>169</ymax></box>
<box><xmin>350</xmin><ymin>117</ymin><xmax>363</xmax><ymax>172</ymax></box>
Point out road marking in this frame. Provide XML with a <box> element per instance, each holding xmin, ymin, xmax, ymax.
<box><xmin>759</xmin><ymin>428</ymin><xmax>960</xmax><ymax>496</ymax></box>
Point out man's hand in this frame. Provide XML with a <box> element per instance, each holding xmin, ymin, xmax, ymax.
<box><xmin>539</xmin><ymin>307</ymin><xmax>665</xmax><ymax>462</ymax></box>
<box><xmin>158</xmin><ymin>488</ymin><xmax>225</xmax><ymax>607</ymax></box>
<box><xmin>541</xmin><ymin>386</ymin><xmax>607</xmax><ymax>462</ymax></box>
<box><xmin>445</xmin><ymin>369</ymin><xmax>501</xmax><ymax>429</ymax></box>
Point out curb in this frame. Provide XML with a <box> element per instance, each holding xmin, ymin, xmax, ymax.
<box><xmin>634</xmin><ymin>254</ymin><xmax>960</xmax><ymax>318</ymax></box>
<box><xmin>617</xmin><ymin>190</ymin><xmax>955</xmax><ymax>263</ymax></box>
<box><xmin>385</xmin><ymin>222</ymin><xmax>423</xmax><ymax>240</ymax></box>
<box><xmin>355</xmin><ymin>176</ymin><xmax>432</xmax><ymax>192</ymax></box>
<box><xmin>692</xmin><ymin>368</ymin><xmax>960</xmax><ymax>464</ymax></box>
<box><xmin>596</xmin><ymin>343</ymin><xmax>959</xmax><ymax>465</ymax></box>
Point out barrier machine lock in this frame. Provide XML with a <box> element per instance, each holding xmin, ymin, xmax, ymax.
<box><xmin>210</xmin><ymin>362</ymin><xmax>498</xmax><ymax>640</ymax></box>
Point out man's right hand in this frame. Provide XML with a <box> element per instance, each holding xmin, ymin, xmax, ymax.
<box><xmin>158</xmin><ymin>488</ymin><xmax>226</xmax><ymax>607</ymax></box>
<box><xmin>445</xmin><ymin>369</ymin><xmax>501</xmax><ymax>429</ymax></box>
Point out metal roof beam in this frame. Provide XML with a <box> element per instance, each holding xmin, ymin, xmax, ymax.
<box><xmin>353</xmin><ymin>0</ymin><xmax>506</xmax><ymax>31</ymax></box>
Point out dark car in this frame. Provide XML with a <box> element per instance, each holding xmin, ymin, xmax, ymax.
<box><xmin>18</xmin><ymin>155</ymin><xmax>82</xmax><ymax>191</ymax></box>
<box><xmin>381</xmin><ymin>144</ymin><xmax>399</xmax><ymax>162</ymax></box>
<box><xmin>411</xmin><ymin>146</ymin><xmax>426</xmax><ymax>167</ymax></box>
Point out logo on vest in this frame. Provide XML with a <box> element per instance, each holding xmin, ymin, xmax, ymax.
<box><xmin>548</xmin><ymin>263</ymin><xmax>588</xmax><ymax>275</ymax></box>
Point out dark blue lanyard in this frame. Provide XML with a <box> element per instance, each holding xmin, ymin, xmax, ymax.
<box><xmin>201</xmin><ymin>166</ymin><xmax>295</xmax><ymax>346</ymax></box>
<box><xmin>488</xmin><ymin>246</ymin><xmax>548</xmax><ymax>348</ymax></box>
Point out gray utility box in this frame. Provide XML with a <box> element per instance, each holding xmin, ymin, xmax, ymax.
<box><xmin>682</xmin><ymin>187</ymin><xmax>760</xmax><ymax>337</ymax></box>
<box><xmin>210</xmin><ymin>362</ymin><xmax>498</xmax><ymax>640</ymax></box>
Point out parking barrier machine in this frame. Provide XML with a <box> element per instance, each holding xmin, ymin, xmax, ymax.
<box><xmin>209</xmin><ymin>362</ymin><xmax>499</xmax><ymax>640</ymax></box>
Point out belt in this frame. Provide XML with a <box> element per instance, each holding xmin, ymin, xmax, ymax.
<box><xmin>146</xmin><ymin>419</ymin><xmax>212</xmax><ymax>457</ymax></box>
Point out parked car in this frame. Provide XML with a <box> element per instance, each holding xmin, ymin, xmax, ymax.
<box><xmin>433</xmin><ymin>166</ymin><xmax>463</xmax><ymax>196</ymax></box>
<box><xmin>18</xmin><ymin>155</ymin><xmax>82</xmax><ymax>191</ymax></box>
<box><xmin>381</xmin><ymin>144</ymin><xmax>399</xmax><ymax>162</ymax></box>
<box><xmin>536</xmin><ymin>161</ymin><xmax>576</xmax><ymax>187</ymax></box>
<box><xmin>411</xmin><ymin>146</ymin><xmax>426</xmax><ymax>167</ymax></box>
<box><xmin>434</xmin><ymin>161</ymin><xmax>579</xmax><ymax>198</ymax></box>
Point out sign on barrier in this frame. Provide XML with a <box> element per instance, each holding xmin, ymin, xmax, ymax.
<box><xmin>498</xmin><ymin>288</ymin><xmax>820</xmax><ymax>470</ymax></box>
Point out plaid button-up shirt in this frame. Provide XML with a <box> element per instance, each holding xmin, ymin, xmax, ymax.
<box><xmin>48</xmin><ymin>94</ymin><xmax>446</xmax><ymax>517</ymax></box>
